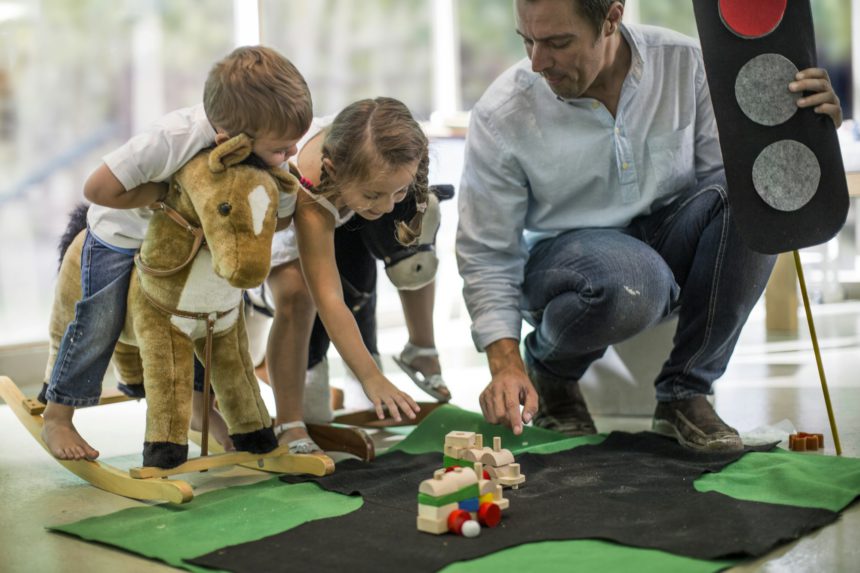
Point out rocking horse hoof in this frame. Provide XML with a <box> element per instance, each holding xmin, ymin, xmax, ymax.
<box><xmin>231</xmin><ymin>427</ymin><xmax>278</xmax><ymax>454</ymax></box>
<box><xmin>143</xmin><ymin>441</ymin><xmax>189</xmax><ymax>469</ymax></box>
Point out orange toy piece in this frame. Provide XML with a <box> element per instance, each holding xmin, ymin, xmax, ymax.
<box><xmin>788</xmin><ymin>432</ymin><xmax>825</xmax><ymax>452</ymax></box>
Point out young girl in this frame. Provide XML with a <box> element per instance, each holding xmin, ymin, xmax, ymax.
<box><xmin>266</xmin><ymin>97</ymin><xmax>427</xmax><ymax>451</ymax></box>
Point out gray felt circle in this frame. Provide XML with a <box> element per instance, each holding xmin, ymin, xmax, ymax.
<box><xmin>735</xmin><ymin>53</ymin><xmax>800</xmax><ymax>126</ymax></box>
<box><xmin>752</xmin><ymin>140</ymin><xmax>820</xmax><ymax>212</ymax></box>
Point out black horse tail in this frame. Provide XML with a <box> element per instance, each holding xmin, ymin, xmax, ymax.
<box><xmin>58</xmin><ymin>203</ymin><xmax>90</xmax><ymax>272</ymax></box>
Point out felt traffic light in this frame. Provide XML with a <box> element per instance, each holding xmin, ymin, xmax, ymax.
<box><xmin>693</xmin><ymin>0</ymin><xmax>849</xmax><ymax>254</ymax></box>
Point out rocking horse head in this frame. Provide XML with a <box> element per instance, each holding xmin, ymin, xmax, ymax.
<box><xmin>167</xmin><ymin>134</ymin><xmax>298</xmax><ymax>289</ymax></box>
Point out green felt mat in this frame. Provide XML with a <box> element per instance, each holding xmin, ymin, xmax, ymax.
<box><xmin>53</xmin><ymin>406</ymin><xmax>860</xmax><ymax>573</ymax></box>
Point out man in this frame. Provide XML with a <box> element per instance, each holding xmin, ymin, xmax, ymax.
<box><xmin>456</xmin><ymin>0</ymin><xmax>842</xmax><ymax>450</ymax></box>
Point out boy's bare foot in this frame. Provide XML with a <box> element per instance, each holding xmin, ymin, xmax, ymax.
<box><xmin>191</xmin><ymin>393</ymin><xmax>235</xmax><ymax>451</ymax></box>
<box><xmin>41</xmin><ymin>403</ymin><xmax>99</xmax><ymax>460</ymax></box>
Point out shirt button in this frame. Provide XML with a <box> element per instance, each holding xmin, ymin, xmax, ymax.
<box><xmin>591</xmin><ymin>101</ymin><xmax>600</xmax><ymax>109</ymax></box>
<box><xmin>622</xmin><ymin>162</ymin><xmax>630</xmax><ymax>170</ymax></box>
<box><xmin>614</xmin><ymin>127</ymin><xmax>620</xmax><ymax>134</ymax></box>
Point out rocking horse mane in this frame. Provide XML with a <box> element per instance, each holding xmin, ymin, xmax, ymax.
<box><xmin>58</xmin><ymin>203</ymin><xmax>90</xmax><ymax>271</ymax></box>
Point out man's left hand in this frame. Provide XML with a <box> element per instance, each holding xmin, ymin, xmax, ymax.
<box><xmin>790</xmin><ymin>67</ymin><xmax>843</xmax><ymax>128</ymax></box>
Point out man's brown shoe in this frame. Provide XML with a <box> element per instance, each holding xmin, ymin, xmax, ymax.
<box><xmin>652</xmin><ymin>395</ymin><xmax>742</xmax><ymax>452</ymax></box>
<box><xmin>528</xmin><ymin>366</ymin><xmax>596</xmax><ymax>436</ymax></box>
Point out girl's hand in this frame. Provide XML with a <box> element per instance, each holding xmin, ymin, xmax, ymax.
<box><xmin>361</xmin><ymin>375</ymin><xmax>421</xmax><ymax>422</ymax></box>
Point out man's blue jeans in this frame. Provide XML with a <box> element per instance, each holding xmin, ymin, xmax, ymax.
<box><xmin>46</xmin><ymin>230</ymin><xmax>135</xmax><ymax>407</ymax></box>
<box><xmin>521</xmin><ymin>171</ymin><xmax>776</xmax><ymax>402</ymax></box>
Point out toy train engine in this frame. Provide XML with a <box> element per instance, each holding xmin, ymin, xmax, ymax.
<box><xmin>416</xmin><ymin>462</ymin><xmax>509</xmax><ymax>537</ymax></box>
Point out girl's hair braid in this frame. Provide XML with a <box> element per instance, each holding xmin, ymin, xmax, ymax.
<box><xmin>316</xmin><ymin>97</ymin><xmax>429</xmax><ymax>246</ymax></box>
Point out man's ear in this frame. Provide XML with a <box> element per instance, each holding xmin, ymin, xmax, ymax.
<box><xmin>214</xmin><ymin>132</ymin><xmax>230</xmax><ymax>145</ymax></box>
<box><xmin>606</xmin><ymin>1</ymin><xmax>624</xmax><ymax>35</ymax></box>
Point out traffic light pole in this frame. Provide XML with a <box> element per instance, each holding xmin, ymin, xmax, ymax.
<box><xmin>793</xmin><ymin>250</ymin><xmax>843</xmax><ymax>455</ymax></box>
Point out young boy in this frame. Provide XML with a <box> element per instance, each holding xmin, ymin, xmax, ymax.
<box><xmin>40</xmin><ymin>46</ymin><xmax>312</xmax><ymax>461</ymax></box>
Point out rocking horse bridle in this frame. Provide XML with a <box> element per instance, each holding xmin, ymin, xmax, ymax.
<box><xmin>133</xmin><ymin>202</ymin><xmax>206</xmax><ymax>277</ymax></box>
<box><xmin>134</xmin><ymin>200</ymin><xmax>239</xmax><ymax>457</ymax></box>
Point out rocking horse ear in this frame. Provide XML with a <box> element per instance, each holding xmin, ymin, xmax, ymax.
<box><xmin>270</xmin><ymin>162</ymin><xmax>301</xmax><ymax>196</ymax></box>
<box><xmin>209</xmin><ymin>134</ymin><xmax>254</xmax><ymax>173</ymax></box>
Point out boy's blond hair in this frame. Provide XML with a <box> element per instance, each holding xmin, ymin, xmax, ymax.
<box><xmin>203</xmin><ymin>46</ymin><xmax>312</xmax><ymax>139</ymax></box>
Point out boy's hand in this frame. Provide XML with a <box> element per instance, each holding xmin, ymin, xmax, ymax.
<box><xmin>361</xmin><ymin>374</ymin><xmax>421</xmax><ymax>422</ymax></box>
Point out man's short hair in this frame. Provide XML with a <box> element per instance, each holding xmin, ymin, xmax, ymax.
<box><xmin>203</xmin><ymin>46</ymin><xmax>312</xmax><ymax>139</ymax></box>
<box><xmin>574</xmin><ymin>0</ymin><xmax>625</xmax><ymax>36</ymax></box>
<box><xmin>522</xmin><ymin>0</ymin><xmax>625</xmax><ymax>37</ymax></box>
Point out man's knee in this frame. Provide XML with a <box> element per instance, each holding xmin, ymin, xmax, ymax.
<box><xmin>539</xmin><ymin>266</ymin><xmax>675</xmax><ymax>348</ymax></box>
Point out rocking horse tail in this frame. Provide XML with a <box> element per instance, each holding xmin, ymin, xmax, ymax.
<box><xmin>58</xmin><ymin>203</ymin><xmax>90</xmax><ymax>271</ymax></box>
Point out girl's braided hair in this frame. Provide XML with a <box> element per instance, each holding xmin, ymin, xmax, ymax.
<box><xmin>316</xmin><ymin>97</ymin><xmax>429</xmax><ymax>245</ymax></box>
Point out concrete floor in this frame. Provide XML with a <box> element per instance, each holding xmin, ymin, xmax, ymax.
<box><xmin>1</xmin><ymin>300</ymin><xmax>858</xmax><ymax>573</ymax></box>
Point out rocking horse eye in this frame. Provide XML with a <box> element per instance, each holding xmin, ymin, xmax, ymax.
<box><xmin>218</xmin><ymin>202</ymin><xmax>232</xmax><ymax>216</ymax></box>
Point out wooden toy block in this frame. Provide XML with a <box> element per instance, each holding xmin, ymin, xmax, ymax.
<box><xmin>788</xmin><ymin>432</ymin><xmax>825</xmax><ymax>452</ymax></box>
<box><xmin>443</xmin><ymin>431</ymin><xmax>526</xmax><ymax>489</ymax></box>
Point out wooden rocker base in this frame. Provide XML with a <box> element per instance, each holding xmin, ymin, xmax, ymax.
<box><xmin>306</xmin><ymin>422</ymin><xmax>375</xmax><ymax>462</ymax></box>
<box><xmin>187</xmin><ymin>429</ymin><xmax>337</xmax><ymax>473</ymax></box>
<box><xmin>333</xmin><ymin>401</ymin><xmax>444</xmax><ymax>428</ymax></box>
<box><xmin>0</xmin><ymin>376</ymin><xmax>333</xmax><ymax>504</ymax></box>
<box><xmin>190</xmin><ymin>422</ymin><xmax>373</xmax><ymax>464</ymax></box>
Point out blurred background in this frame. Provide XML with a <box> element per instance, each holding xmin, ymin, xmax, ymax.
<box><xmin>0</xmin><ymin>0</ymin><xmax>855</xmax><ymax>348</ymax></box>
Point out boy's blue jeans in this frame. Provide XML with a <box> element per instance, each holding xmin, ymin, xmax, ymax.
<box><xmin>521</xmin><ymin>171</ymin><xmax>776</xmax><ymax>402</ymax></box>
<box><xmin>45</xmin><ymin>230</ymin><xmax>135</xmax><ymax>407</ymax></box>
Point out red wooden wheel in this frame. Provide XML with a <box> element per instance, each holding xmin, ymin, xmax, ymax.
<box><xmin>478</xmin><ymin>502</ymin><xmax>501</xmax><ymax>528</ymax></box>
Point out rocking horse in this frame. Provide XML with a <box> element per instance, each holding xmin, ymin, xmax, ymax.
<box><xmin>0</xmin><ymin>134</ymin><xmax>334</xmax><ymax>503</ymax></box>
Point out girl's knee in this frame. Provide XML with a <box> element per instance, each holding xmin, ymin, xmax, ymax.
<box><xmin>268</xmin><ymin>265</ymin><xmax>314</xmax><ymax>320</ymax></box>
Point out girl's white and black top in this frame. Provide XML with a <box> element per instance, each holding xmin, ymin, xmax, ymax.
<box><xmin>270</xmin><ymin>114</ymin><xmax>355</xmax><ymax>267</ymax></box>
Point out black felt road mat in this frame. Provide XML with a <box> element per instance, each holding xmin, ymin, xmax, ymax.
<box><xmin>189</xmin><ymin>432</ymin><xmax>839</xmax><ymax>573</ymax></box>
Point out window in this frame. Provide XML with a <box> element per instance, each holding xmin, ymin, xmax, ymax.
<box><xmin>0</xmin><ymin>0</ymin><xmax>234</xmax><ymax>344</ymax></box>
<box><xmin>260</xmin><ymin>0</ymin><xmax>434</xmax><ymax>118</ymax></box>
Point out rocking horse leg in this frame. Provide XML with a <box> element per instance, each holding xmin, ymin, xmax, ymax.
<box><xmin>203</xmin><ymin>319</ymin><xmax>277</xmax><ymax>454</ymax></box>
<box><xmin>0</xmin><ymin>376</ymin><xmax>193</xmax><ymax>503</ymax></box>
<box><xmin>112</xmin><ymin>340</ymin><xmax>146</xmax><ymax>399</ymax></box>
<box><xmin>136</xmin><ymin>311</ymin><xmax>195</xmax><ymax>469</ymax></box>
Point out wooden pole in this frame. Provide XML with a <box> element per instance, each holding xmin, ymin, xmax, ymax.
<box><xmin>792</xmin><ymin>250</ymin><xmax>842</xmax><ymax>455</ymax></box>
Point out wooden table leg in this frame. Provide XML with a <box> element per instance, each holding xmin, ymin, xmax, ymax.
<box><xmin>765</xmin><ymin>251</ymin><xmax>798</xmax><ymax>332</ymax></box>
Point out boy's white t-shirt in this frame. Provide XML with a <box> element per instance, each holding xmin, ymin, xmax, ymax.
<box><xmin>86</xmin><ymin>104</ymin><xmax>299</xmax><ymax>251</ymax></box>
<box><xmin>87</xmin><ymin>104</ymin><xmax>216</xmax><ymax>250</ymax></box>
<box><xmin>270</xmin><ymin>114</ymin><xmax>355</xmax><ymax>267</ymax></box>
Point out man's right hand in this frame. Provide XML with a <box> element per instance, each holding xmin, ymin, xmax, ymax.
<box><xmin>481</xmin><ymin>339</ymin><xmax>539</xmax><ymax>435</ymax></box>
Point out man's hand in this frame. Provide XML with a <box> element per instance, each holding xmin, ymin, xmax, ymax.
<box><xmin>790</xmin><ymin>67</ymin><xmax>843</xmax><ymax>128</ymax></box>
<box><xmin>481</xmin><ymin>338</ymin><xmax>539</xmax><ymax>435</ymax></box>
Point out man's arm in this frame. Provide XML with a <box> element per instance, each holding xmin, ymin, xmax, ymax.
<box><xmin>456</xmin><ymin>105</ymin><xmax>535</xmax><ymax>433</ymax></box>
